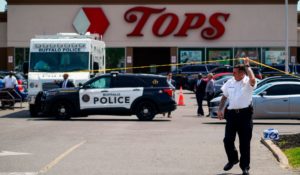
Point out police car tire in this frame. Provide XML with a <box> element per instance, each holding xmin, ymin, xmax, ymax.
<box><xmin>135</xmin><ymin>101</ymin><xmax>156</xmax><ymax>121</ymax></box>
<box><xmin>53</xmin><ymin>101</ymin><xmax>72</xmax><ymax>120</ymax></box>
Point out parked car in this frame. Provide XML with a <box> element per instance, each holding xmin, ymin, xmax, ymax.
<box><xmin>213</xmin><ymin>72</ymin><xmax>232</xmax><ymax>81</ymax></box>
<box><xmin>260</xmin><ymin>64</ymin><xmax>292</xmax><ymax>78</ymax></box>
<box><xmin>173</xmin><ymin>64</ymin><xmax>210</xmax><ymax>90</ymax></box>
<box><xmin>210</xmin><ymin>66</ymin><xmax>262</xmax><ymax>79</ymax></box>
<box><xmin>213</xmin><ymin>76</ymin><xmax>233</xmax><ymax>96</ymax></box>
<box><xmin>251</xmin><ymin>67</ymin><xmax>263</xmax><ymax>79</ymax></box>
<box><xmin>209</xmin><ymin>65</ymin><xmax>232</xmax><ymax>74</ymax></box>
<box><xmin>257</xmin><ymin>75</ymin><xmax>300</xmax><ymax>89</ymax></box>
<box><xmin>209</xmin><ymin>81</ymin><xmax>300</xmax><ymax>119</ymax></box>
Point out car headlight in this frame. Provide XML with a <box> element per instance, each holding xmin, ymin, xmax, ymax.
<box><xmin>29</xmin><ymin>82</ymin><xmax>39</xmax><ymax>88</ymax></box>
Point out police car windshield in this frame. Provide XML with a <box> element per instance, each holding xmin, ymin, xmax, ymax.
<box><xmin>30</xmin><ymin>52</ymin><xmax>89</xmax><ymax>72</ymax></box>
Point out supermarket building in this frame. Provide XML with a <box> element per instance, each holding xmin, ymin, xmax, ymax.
<box><xmin>0</xmin><ymin>0</ymin><xmax>299</xmax><ymax>73</ymax></box>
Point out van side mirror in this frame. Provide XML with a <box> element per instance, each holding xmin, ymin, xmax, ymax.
<box><xmin>260</xmin><ymin>91</ymin><xmax>267</xmax><ymax>97</ymax></box>
<box><xmin>78</xmin><ymin>83</ymin><xmax>83</xmax><ymax>87</ymax></box>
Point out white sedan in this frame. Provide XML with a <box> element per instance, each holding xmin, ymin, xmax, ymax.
<box><xmin>209</xmin><ymin>81</ymin><xmax>300</xmax><ymax>119</ymax></box>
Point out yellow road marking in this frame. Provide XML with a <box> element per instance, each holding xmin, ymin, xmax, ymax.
<box><xmin>39</xmin><ymin>140</ymin><xmax>86</xmax><ymax>174</ymax></box>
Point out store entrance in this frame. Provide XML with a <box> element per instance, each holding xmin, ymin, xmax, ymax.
<box><xmin>133</xmin><ymin>47</ymin><xmax>171</xmax><ymax>74</ymax></box>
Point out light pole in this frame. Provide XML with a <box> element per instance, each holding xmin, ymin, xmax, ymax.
<box><xmin>285</xmin><ymin>0</ymin><xmax>289</xmax><ymax>73</ymax></box>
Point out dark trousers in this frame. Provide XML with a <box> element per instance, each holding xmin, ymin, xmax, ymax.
<box><xmin>223</xmin><ymin>107</ymin><xmax>253</xmax><ymax>170</ymax></box>
<box><xmin>196</xmin><ymin>93</ymin><xmax>204</xmax><ymax>115</ymax></box>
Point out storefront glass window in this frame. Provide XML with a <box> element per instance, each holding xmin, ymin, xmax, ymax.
<box><xmin>262</xmin><ymin>48</ymin><xmax>285</xmax><ymax>65</ymax></box>
<box><xmin>234</xmin><ymin>48</ymin><xmax>261</xmax><ymax>66</ymax></box>
<box><xmin>178</xmin><ymin>48</ymin><xmax>205</xmax><ymax>64</ymax></box>
<box><xmin>106</xmin><ymin>48</ymin><xmax>125</xmax><ymax>72</ymax></box>
<box><xmin>14</xmin><ymin>48</ymin><xmax>29</xmax><ymax>72</ymax></box>
<box><xmin>207</xmin><ymin>48</ymin><xmax>233</xmax><ymax>65</ymax></box>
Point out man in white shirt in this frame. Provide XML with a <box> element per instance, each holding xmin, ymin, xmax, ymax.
<box><xmin>3</xmin><ymin>71</ymin><xmax>18</xmax><ymax>89</ymax></box>
<box><xmin>217</xmin><ymin>57</ymin><xmax>256</xmax><ymax>175</ymax></box>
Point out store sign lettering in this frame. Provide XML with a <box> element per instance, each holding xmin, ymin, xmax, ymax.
<box><xmin>124</xmin><ymin>6</ymin><xmax>230</xmax><ymax>40</ymax></box>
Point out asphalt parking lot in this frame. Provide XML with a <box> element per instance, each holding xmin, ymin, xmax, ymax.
<box><xmin>0</xmin><ymin>90</ymin><xmax>299</xmax><ymax>175</ymax></box>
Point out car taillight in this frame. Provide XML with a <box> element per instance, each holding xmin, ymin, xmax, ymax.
<box><xmin>17</xmin><ymin>80</ymin><xmax>22</xmax><ymax>85</ymax></box>
<box><xmin>256</xmin><ymin>74</ymin><xmax>263</xmax><ymax>80</ymax></box>
<box><xmin>163</xmin><ymin>88</ymin><xmax>173</xmax><ymax>97</ymax></box>
<box><xmin>18</xmin><ymin>85</ymin><xmax>24</xmax><ymax>92</ymax></box>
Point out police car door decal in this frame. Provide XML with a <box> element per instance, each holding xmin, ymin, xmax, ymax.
<box><xmin>79</xmin><ymin>87</ymin><xmax>143</xmax><ymax>110</ymax></box>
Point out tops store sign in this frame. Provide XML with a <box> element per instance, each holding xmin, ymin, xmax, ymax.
<box><xmin>73</xmin><ymin>6</ymin><xmax>230</xmax><ymax>40</ymax></box>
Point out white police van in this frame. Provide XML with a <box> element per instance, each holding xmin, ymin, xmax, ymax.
<box><xmin>27</xmin><ymin>33</ymin><xmax>105</xmax><ymax>117</ymax></box>
<box><xmin>40</xmin><ymin>73</ymin><xmax>176</xmax><ymax>121</ymax></box>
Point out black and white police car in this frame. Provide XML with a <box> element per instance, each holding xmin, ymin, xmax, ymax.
<box><xmin>39</xmin><ymin>73</ymin><xmax>176</xmax><ymax>121</ymax></box>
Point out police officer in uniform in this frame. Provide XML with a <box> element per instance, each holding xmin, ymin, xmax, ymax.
<box><xmin>217</xmin><ymin>57</ymin><xmax>256</xmax><ymax>175</ymax></box>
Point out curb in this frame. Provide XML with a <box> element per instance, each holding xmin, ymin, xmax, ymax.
<box><xmin>260</xmin><ymin>137</ymin><xmax>290</xmax><ymax>169</ymax></box>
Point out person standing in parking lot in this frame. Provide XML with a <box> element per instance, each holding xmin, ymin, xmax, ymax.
<box><xmin>55</xmin><ymin>73</ymin><xmax>75</xmax><ymax>88</ymax></box>
<box><xmin>165</xmin><ymin>72</ymin><xmax>176</xmax><ymax>118</ymax></box>
<box><xmin>205</xmin><ymin>73</ymin><xmax>215</xmax><ymax>117</ymax></box>
<box><xmin>195</xmin><ymin>73</ymin><xmax>206</xmax><ymax>117</ymax></box>
<box><xmin>217</xmin><ymin>57</ymin><xmax>256</xmax><ymax>175</ymax></box>
<box><xmin>3</xmin><ymin>71</ymin><xmax>17</xmax><ymax>89</ymax></box>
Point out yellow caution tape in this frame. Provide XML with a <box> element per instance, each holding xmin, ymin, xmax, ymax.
<box><xmin>75</xmin><ymin>57</ymin><xmax>300</xmax><ymax>78</ymax></box>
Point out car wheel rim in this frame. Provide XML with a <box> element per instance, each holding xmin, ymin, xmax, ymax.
<box><xmin>58</xmin><ymin>105</ymin><xmax>67</xmax><ymax>116</ymax></box>
<box><xmin>143</xmin><ymin>108</ymin><xmax>149</xmax><ymax>114</ymax></box>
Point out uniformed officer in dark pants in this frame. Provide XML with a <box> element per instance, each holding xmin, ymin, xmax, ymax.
<box><xmin>195</xmin><ymin>73</ymin><xmax>207</xmax><ymax>117</ymax></box>
<box><xmin>217</xmin><ymin>57</ymin><xmax>256</xmax><ymax>175</ymax></box>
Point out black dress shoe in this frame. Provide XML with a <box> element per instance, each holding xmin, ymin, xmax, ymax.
<box><xmin>223</xmin><ymin>160</ymin><xmax>239</xmax><ymax>171</ymax></box>
<box><xmin>242</xmin><ymin>169</ymin><xmax>249</xmax><ymax>175</ymax></box>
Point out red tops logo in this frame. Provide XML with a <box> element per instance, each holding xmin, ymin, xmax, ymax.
<box><xmin>124</xmin><ymin>6</ymin><xmax>230</xmax><ymax>40</ymax></box>
<box><xmin>73</xmin><ymin>7</ymin><xmax>110</xmax><ymax>36</ymax></box>
<box><xmin>73</xmin><ymin>6</ymin><xmax>230</xmax><ymax>40</ymax></box>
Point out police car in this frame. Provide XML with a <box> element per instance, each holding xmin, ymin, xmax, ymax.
<box><xmin>40</xmin><ymin>73</ymin><xmax>176</xmax><ymax>121</ymax></box>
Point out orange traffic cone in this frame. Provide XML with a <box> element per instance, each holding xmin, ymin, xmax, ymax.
<box><xmin>177</xmin><ymin>86</ymin><xmax>185</xmax><ymax>106</ymax></box>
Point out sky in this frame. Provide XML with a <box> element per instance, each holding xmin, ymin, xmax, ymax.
<box><xmin>0</xmin><ymin>1</ymin><xmax>300</xmax><ymax>11</ymax></box>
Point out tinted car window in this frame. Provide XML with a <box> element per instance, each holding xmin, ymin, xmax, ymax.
<box><xmin>266</xmin><ymin>84</ymin><xmax>292</xmax><ymax>95</ymax></box>
<box><xmin>86</xmin><ymin>77</ymin><xmax>111</xmax><ymax>89</ymax></box>
<box><xmin>113</xmin><ymin>76</ymin><xmax>145</xmax><ymax>88</ymax></box>
<box><xmin>181</xmin><ymin>65</ymin><xmax>207</xmax><ymax>72</ymax></box>
<box><xmin>289</xmin><ymin>84</ymin><xmax>300</xmax><ymax>94</ymax></box>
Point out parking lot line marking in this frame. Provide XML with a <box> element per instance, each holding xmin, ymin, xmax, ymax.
<box><xmin>0</xmin><ymin>172</ymin><xmax>37</xmax><ymax>175</ymax></box>
<box><xmin>0</xmin><ymin>151</ymin><xmax>31</xmax><ymax>157</ymax></box>
<box><xmin>38</xmin><ymin>140</ymin><xmax>86</xmax><ymax>174</ymax></box>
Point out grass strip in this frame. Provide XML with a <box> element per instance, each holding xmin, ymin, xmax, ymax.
<box><xmin>283</xmin><ymin>147</ymin><xmax>300</xmax><ymax>168</ymax></box>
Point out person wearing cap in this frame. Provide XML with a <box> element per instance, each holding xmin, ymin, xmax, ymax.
<box><xmin>55</xmin><ymin>73</ymin><xmax>75</xmax><ymax>88</ymax></box>
<box><xmin>3</xmin><ymin>71</ymin><xmax>17</xmax><ymax>89</ymax></box>
<box><xmin>194</xmin><ymin>73</ymin><xmax>206</xmax><ymax>117</ymax></box>
<box><xmin>205</xmin><ymin>73</ymin><xmax>215</xmax><ymax>117</ymax></box>
<box><xmin>217</xmin><ymin>57</ymin><xmax>256</xmax><ymax>175</ymax></box>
